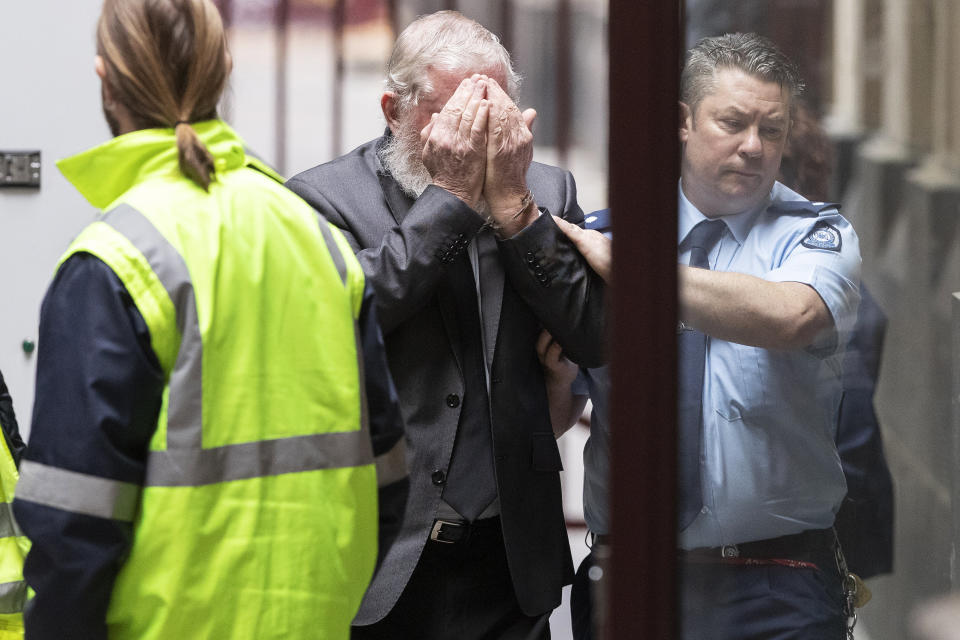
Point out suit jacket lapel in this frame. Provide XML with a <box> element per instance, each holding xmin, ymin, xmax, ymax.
<box><xmin>369</xmin><ymin>138</ymin><xmax>467</xmax><ymax>376</ymax></box>
<box><xmin>377</xmin><ymin>170</ymin><xmax>415</xmax><ymax>227</ymax></box>
<box><xmin>369</xmin><ymin>133</ymin><xmax>504</xmax><ymax>377</ymax></box>
<box><xmin>437</xmin><ymin>261</ymin><xmax>468</xmax><ymax>378</ymax></box>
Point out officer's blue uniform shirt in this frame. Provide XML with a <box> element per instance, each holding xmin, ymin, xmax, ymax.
<box><xmin>677</xmin><ymin>181</ymin><xmax>862</xmax><ymax>550</ymax></box>
<box><xmin>572</xmin><ymin>209</ymin><xmax>612</xmax><ymax>535</ymax></box>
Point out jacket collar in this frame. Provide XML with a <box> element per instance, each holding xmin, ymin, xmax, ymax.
<box><xmin>57</xmin><ymin>119</ymin><xmax>279</xmax><ymax>210</ymax></box>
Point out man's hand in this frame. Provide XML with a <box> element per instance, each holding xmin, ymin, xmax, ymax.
<box><xmin>483</xmin><ymin>78</ymin><xmax>538</xmax><ymax>237</ymax></box>
<box><xmin>554</xmin><ymin>216</ymin><xmax>612</xmax><ymax>283</ymax></box>
<box><xmin>537</xmin><ymin>330</ymin><xmax>579</xmax><ymax>388</ymax></box>
<box><xmin>536</xmin><ymin>330</ymin><xmax>585</xmax><ymax>439</ymax></box>
<box><xmin>420</xmin><ymin>75</ymin><xmax>490</xmax><ymax>211</ymax></box>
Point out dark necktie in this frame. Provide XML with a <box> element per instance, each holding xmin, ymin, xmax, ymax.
<box><xmin>442</xmin><ymin>244</ymin><xmax>497</xmax><ymax>521</ymax></box>
<box><xmin>678</xmin><ymin>218</ymin><xmax>726</xmax><ymax>530</ymax></box>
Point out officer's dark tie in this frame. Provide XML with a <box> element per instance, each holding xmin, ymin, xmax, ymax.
<box><xmin>678</xmin><ymin>218</ymin><xmax>726</xmax><ymax>530</ymax></box>
<box><xmin>442</xmin><ymin>243</ymin><xmax>497</xmax><ymax>521</ymax></box>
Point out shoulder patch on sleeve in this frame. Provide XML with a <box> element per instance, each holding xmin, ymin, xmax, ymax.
<box><xmin>801</xmin><ymin>221</ymin><xmax>842</xmax><ymax>252</ymax></box>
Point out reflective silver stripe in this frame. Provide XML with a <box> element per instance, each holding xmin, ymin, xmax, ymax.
<box><xmin>103</xmin><ymin>204</ymin><xmax>204</xmax><ymax>450</ymax></box>
<box><xmin>0</xmin><ymin>580</ymin><xmax>27</xmax><ymax>614</ymax></box>
<box><xmin>104</xmin><ymin>204</ymin><xmax>374</xmax><ymax>487</ymax></box>
<box><xmin>375</xmin><ymin>438</ymin><xmax>408</xmax><ymax>488</ymax></box>
<box><xmin>316</xmin><ymin>217</ymin><xmax>348</xmax><ymax>285</ymax></box>
<box><xmin>145</xmin><ymin>430</ymin><xmax>373</xmax><ymax>486</ymax></box>
<box><xmin>0</xmin><ymin>503</ymin><xmax>22</xmax><ymax>539</ymax></box>
<box><xmin>16</xmin><ymin>461</ymin><xmax>140</xmax><ymax>522</ymax></box>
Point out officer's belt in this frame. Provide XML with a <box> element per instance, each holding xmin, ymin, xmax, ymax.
<box><xmin>679</xmin><ymin>527</ymin><xmax>836</xmax><ymax>562</ymax></box>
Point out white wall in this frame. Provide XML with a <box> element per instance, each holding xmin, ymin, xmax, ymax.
<box><xmin>0</xmin><ymin>1</ymin><xmax>108</xmax><ymax>435</ymax></box>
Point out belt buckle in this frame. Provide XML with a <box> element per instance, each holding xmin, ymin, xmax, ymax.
<box><xmin>721</xmin><ymin>544</ymin><xmax>740</xmax><ymax>558</ymax></box>
<box><xmin>430</xmin><ymin>519</ymin><xmax>465</xmax><ymax>544</ymax></box>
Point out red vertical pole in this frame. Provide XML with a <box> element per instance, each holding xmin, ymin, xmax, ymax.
<box><xmin>386</xmin><ymin>0</ymin><xmax>399</xmax><ymax>39</ymax></box>
<box><xmin>275</xmin><ymin>0</ymin><xmax>290</xmax><ymax>175</ymax></box>
<box><xmin>218</xmin><ymin>0</ymin><xmax>235</xmax><ymax>122</ymax></box>
<box><xmin>555</xmin><ymin>0</ymin><xmax>571</xmax><ymax>168</ymax></box>
<box><xmin>500</xmin><ymin>0</ymin><xmax>514</xmax><ymax>58</ymax></box>
<box><xmin>219</xmin><ymin>0</ymin><xmax>233</xmax><ymax>29</ymax></box>
<box><xmin>332</xmin><ymin>0</ymin><xmax>346</xmax><ymax>158</ymax></box>
<box><xmin>606</xmin><ymin>1</ymin><xmax>680</xmax><ymax>639</ymax></box>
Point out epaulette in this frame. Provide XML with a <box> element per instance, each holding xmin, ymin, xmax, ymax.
<box><xmin>583</xmin><ymin>208</ymin><xmax>612</xmax><ymax>233</ymax></box>
<box><xmin>768</xmin><ymin>200</ymin><xmax>841</xmax><ymax>217</ymax></box>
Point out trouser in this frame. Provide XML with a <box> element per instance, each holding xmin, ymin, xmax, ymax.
<box><xmin>351</xmin><ymin>517</ymin><xmax>551</xmax><ymax>640</ymax></box>
<box><xmin>570</xmin><ymin>547</ymin><xmax>597</xmax><ymax>640</ymax></box>
<box><xmin>679</xmin><ymin>535</ymin><xmax>846</xmax><ymax>640</ymax></box>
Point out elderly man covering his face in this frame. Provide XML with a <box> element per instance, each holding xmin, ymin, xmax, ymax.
<box><xmin>288</xmin><ymin>10</ymin><xmax>606</xmax><ymax>640</ymax></box>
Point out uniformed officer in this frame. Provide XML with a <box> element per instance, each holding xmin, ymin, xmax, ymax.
<box><xmin>536</xmin><ymin>210</ymin><xmax>611</xmax><ymax>640</ymax></box>
<box><xmin>11</xmin><ymin>1</ymin><xmax>406</xmax><ymax>639</ymax></box>
<box><xmin>677</xmin><ymin>32</ymin><xmax>861</xmax><ymax>640</ymax></box>
<box><xmin>556</xmin><ymin>32</ymin><xmax>862</xmax><ymax>640</ymax></box>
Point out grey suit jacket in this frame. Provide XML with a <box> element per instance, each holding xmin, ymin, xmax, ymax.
<box><xmin>287</xmin><ymin>135</ymin><xmax>606</xmax><ymax>623</ymax></box>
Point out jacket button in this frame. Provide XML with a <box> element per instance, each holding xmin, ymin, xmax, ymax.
<box><xmin>525</xmin><ymin>251</ymin><xmax>536</xmax><ymax>263</ymax></box>
<box><xmin>431</xmin><ymin>470</ymin><xmax>446</xmax><ymax>486</ymax></box>
<box><xmin>446</xmin><ymin>393</ymin><xmax>461</xmax><ymax>408</ymax></box>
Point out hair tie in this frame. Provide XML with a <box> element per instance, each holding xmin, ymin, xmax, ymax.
<box><xmin>174</xmin><ymin>120</ymin><xmax>189</xmax><ymax>128</ymax></box>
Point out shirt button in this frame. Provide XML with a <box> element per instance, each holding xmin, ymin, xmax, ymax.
<box><xmin>431</xmin><ymin>470</ymin><xmax>446</xmax><ymax>485</ymax></box>
<box><xmin>700</xmin><ymin>506</ymin><xmax>709</xmax><ymax>515</ymax></box>
<box><xmin>446</xmin><ymin>393</ymin><xmax>461</xmax><ymax>408</ymax></box>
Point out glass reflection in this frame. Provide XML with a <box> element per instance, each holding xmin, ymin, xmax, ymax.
<box><xmin>678</xmin><ymin>1</ymin><xmax>960</xmax><ymax>639</ymax></box>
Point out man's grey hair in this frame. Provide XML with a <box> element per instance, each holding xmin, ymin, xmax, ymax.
<box><xmin>385</xmin><ymin>10</ymin><xmax>521</xmax><ymax>114</ymax></box>
<box><xmin>681</xmin><ymin>32</ymin><xmax>804</xmax><ymax>115</ymax></box>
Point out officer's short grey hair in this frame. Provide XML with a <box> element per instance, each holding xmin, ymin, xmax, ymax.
<box><xmin>385</xmin><ymin>10</ymin><xmax>521</xmax><ymax>115</ymax></box>
<box><xmin>681</xmin><ymin>32</ymin><xmax>804</xmax><ymax>116</ymax></box>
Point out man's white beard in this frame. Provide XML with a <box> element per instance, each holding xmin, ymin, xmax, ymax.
<box><xmin>380</xmin><ymin>116</ymin><xmax>433</xmax><ymax>199</ymax></box>
<box><xmin>381</xmin><ymin>112</ymin><xmax>489</xmax><ymax>214</ymax></box>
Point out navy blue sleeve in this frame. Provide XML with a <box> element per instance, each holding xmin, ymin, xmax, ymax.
<box><xmin>357</xmin><ymin>280</ymin><xmax>408</xmax><ymax>569</ymax></box>
<box><xmin>13</xmin><ymin>253</ymin><xmax>163</xmax><ymax>640</ymax></box>
<box><xmin>833</xmin><ymin>285</ymin><xmax>894</xmax><ymax>579</ymax></box>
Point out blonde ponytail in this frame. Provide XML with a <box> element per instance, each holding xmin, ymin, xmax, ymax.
<box><xmin>97</xmin><ymin>0</ymin><xmax>230</xmax><ymax>191</ymax></box>
<box><xmin>175</xmin><ymin>121</ymin><xmax>217</xmax><ymax>191</ymax></box>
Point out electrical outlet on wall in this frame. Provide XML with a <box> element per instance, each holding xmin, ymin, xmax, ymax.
<box><xmin>0</xmin><ymin>151</ymin><xmax>40</xmax><ymax>188</ymax></box>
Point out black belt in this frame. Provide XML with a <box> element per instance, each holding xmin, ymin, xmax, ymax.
<box><xmin>680</xmin><ymin>527</ymin><xmax>836</xmax><ymax>561</ymax></box>
<box><xmin>429</xmin><ymin>516</ymin><xmax>501</xmax><ymax>544</ymax></box>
